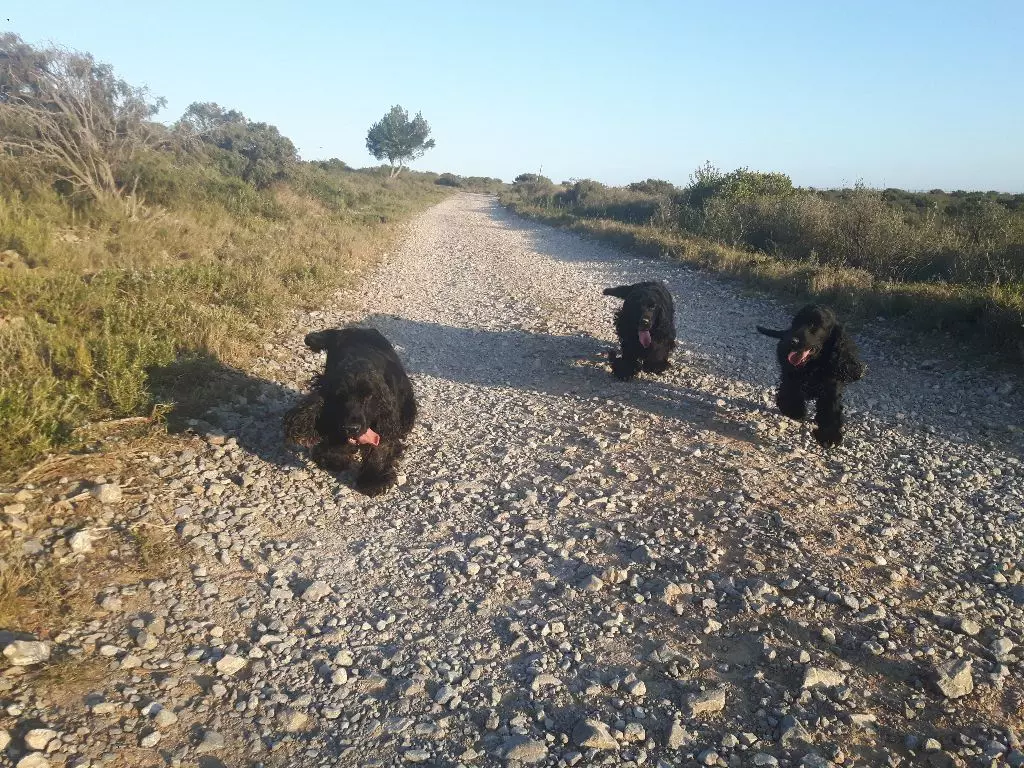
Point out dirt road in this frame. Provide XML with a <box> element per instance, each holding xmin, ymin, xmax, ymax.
<box><xmin>8</xmin><ymin>194</ymin><xmax>1024</xmax><ymax>768</ymax></box>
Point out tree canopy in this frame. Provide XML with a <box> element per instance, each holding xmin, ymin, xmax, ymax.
<box><xmin>365</xmin><ymin>105</ymin><xmax>435</xmax><ymax>177</ymax></box>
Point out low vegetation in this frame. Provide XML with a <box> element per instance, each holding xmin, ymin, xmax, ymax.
<box><xmin>0</xmin><ymin>34</ymin><xmax>448</xmax><ymax>477</ymax></box>
<box><xmin>435</xmin><ymin>173</ymin><xmax>505</xmax><ymax>194</ymax></box>
<box><xmin>501</xmin><ymin>169</ymin><xmax>1024</xmax><ymax>358</ymax></box>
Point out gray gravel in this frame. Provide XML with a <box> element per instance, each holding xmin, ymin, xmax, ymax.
<box><xmin>3</xmin><ymin>193</ymin><xmax>1023</xmax><ymax>767</ymax></box>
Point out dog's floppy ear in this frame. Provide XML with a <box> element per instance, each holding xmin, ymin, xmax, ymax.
<box><xmin>603</xmin><ymin>285</ymin><xmax>633</xmax><ymax>299</ymax></box>
<box><xmin>304</xmin><ymin>329</ymin><xmax>338</xmax><ymax>352</ymax></box>
<box><xmin>827</xmin><ymin>324</ymin><xmax>866</xmax><ymax>382</ymax></box>
<box><xmin>756</xmin><ymin>325</ymin><xmax>786</xmax><ymax>339</ymax></box>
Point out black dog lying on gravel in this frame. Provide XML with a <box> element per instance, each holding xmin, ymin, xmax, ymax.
<box><xmin>757</xmin><ymin>304</ymin><xmax>865</xmax><ymax>448</ymax></box>
<box><xmin>603</xmin><ymin>281</ymin><xmax>676</xmax><ymax>380</ymax></box>
<box><xmin>283</xmin><ymin>327</ymin><xmax>416</xmax><ymax>496</ymax></box>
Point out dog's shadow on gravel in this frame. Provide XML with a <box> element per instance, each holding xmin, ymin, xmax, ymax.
<box><xmin>148</xmin><ymin>353</ymin><xmax>306</xmax><ymax>469</ymax></box>
<box><xmin>362</xmin><ymin>314</ymin><xmax>761</xmax><ymax>444</ymax></box>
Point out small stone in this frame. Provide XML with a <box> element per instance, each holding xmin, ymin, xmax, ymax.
<box><xmin>92</xmin><ymin>483</ymin><xmax>122</xmax><ymax>504</ymax></box>
<box><xmin>280</xmin><ymin>708</ymin><xmax>309</xmax><ymax>732</ymax></box>
<box><xmin>140</xmin><ymin>730</ymin><xmax>162</xmax><ymax>748</ymax></box>
<box><xmin>686</xmin><ymin>686</ymin><xmax>727</xmax><ymax>717</ymax></box>
<box><xmin>68</xmin><ymin>528</ymin><xmax>97</xmax><ymax>553</ymax></box>
<box><xmin>625</xmin><ymin>678</ymin><xmax>646</xmax><ymax>697</ymax></box>
<box><xmin>933</xmin><ymin>658</ymin><xmax>973</xmax><ymax>699</ymax></box>
<box><xmin>16</xmin><ymin>755</ymin><xmax>50</xmax><ymax>768</ymax></box>
<box><xmin>666</xmin><ymin>720</ymin><xmax>689</xmax><ymax>749</ymax></box>
<box><xmin>753</xmin><ymin>755</ymin><xmax>780</xmax><ymax>767</ymax></box>
<box><xmin>802</xmin><ymin>667</ymin><xmax>845</xmax><ymax>689</ymax></box>
<box><xmin>992</xmin><ymin>637</ymin><xmax>1015</xmax><ymax>662</ymax></box>
<box><xmin>579</xmin><ymin>575</ymin><xmax>604</xmax><ymax>592</ymax></box>
<box><xmin>24</xmin><ymin>728</ymin><xmax>58</xmax><ymax>750</ymax></box>
<box><xmin>154</xmin><ymin>708</ymin><xmax>178</xmax><ymax>727</ymax></box>
<box><xmin>99</xmin><ymin>594</ymin><xmax>123</xmax><ymax>612</ymax></box>
<box><xmin>434</xmin><ymin>684</ymin><xmax>456</xmax><ymax>704</ymax></box>
<box><xmin>2</xmin><ymin>640</ymin><xmax>50</xmax><ymax>666</ymax></box>
<box><xmin>196</xmin><ymin>730</ymin><xmax>225</xmax><ymax>754</ymax></box>
<box><xmin>503</xmin><ymin>734</ymin><xmax>548</xmax><ymax>763</ymax></box>
<box><xmin>331</xmin><ymin>667</ymin><xmax>349</xmax><ymax>685</ymax></box>
<box><xmin>956</xmin><ymin>618</ymin><xmax>982</xmax><ymax>636</ymax></box>
<box><xmin>0</xmin><ymin>730</ymin><xmax>9</xmax><ymax>750</ymax></box>
<box><xmin>135</xmin><ymin>630</ymin><xmax>159</xmax><ymax>650</ymax></box>
<box><xmin>301</xmin><ymin>580</ymin><xmax>333</xmax><ymax>602</ymax></box>
<box><xmin>403</xmin><ymin>748</ymin><xmax>431</xmax><ymax>763</ymax></box>
<box><xmin>572</xmin><ymin>718</ymin><xmax>619</xmax><ymax>750</ymax></box>
<box><xmin>698</xmin><ymin>749</ymin><xmax>720</xmax><ymax>765</ymax></box>
<box><xmin>623</xmin><ymin>722</ymin><xmax>646</xmax><ymax>742</ymax></box>
<box><xmin>215</xmin><ymin>654</ymin><xmax>247</xmax><ymax>675</ymax></box>
<box><xmin>530</xmin><ymin>673</ymin><xmax>561</xmax><ymax>692</ymax></box>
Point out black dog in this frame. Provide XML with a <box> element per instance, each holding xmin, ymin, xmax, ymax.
<box><xmin>757</xmin><ymin>304</ymin><xmax>865</xmax><ymax>448</ymax></box>
<box><xmin>603</xmin><ymin>281</ymin><xmax>676</xmax><ymax>380</ymax></box>
<box><xmin>283</xmin><ymin>327</ymin><xmax>416</xmax><ymax>496</ymax></box>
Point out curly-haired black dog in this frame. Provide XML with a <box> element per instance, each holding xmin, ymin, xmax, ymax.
<box><xmin>757</xmin><ymin>304</ymin><xmax>866</xmax><ymax>448</ymax></box>
<box><xmin>283</xmin><ymin>327</ymin><xmax>416</xmax><ymax>496</ymax></box>
<box><xmin>603</xmin><ymin>281</ymin><xmax>676</xmax><ymax>380</ymax></box>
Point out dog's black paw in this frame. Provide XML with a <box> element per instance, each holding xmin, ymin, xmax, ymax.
<box><xmin>610</xmin><ymin>354</ymin><xmax>641</xmax><ymax>381</ymax></box>
<box><xmin>356</xmin><ymin>469</ymin><xmax>398</xmax><ymax>497</ymax></box>
<box><xmin>813</xmin><ymin>425</ymin><xmax>843</xmax><ymax>448</ymax></box>
<box><xmin>643</xmin><ymin>359</ymin><xmax>671</xmax><ymax>374</ymax></box>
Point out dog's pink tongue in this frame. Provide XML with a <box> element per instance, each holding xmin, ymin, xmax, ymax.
<box><xmin>788</xmin><ymin>349</ymin><xmax>811</xmax><ymax>367</ymax></box>
<box><xmin>351</xmin><ymin>428</ymin><xmax>380</xmax><ymax>446</ymax></box>
<box><xmin>638</xmin><ymin>330</ymin><xmax>652</xmax><ymax>348</ymax></box>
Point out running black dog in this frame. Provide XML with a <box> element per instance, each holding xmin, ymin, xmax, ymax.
<box><xmin>603</xmin><ymin>281</ymin><xmax>676</xmax><ymax>380</ymax></box>
<box><xmin>283</xmin><ymin>327</ymin><xmax>416</xmax><ymax>496</ymax></box>
<box><xmin>757</xmin><ymin>304</ymin><xmax>865</xmax><ymax>448</ymax></box>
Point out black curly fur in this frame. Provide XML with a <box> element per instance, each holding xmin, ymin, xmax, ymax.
<box><xmin>603</xmin><ymin>281</ymin><xmax>677</xmax><ymax>381</ymax></box>
<box><xmin>283</xmin><ymin>327</ymin><xmax>416</xmax><ymax>496</ymax></box>
<box><xmin>757</xmin><ymin>304</ymin><xmax>866</xmax><ymax>448</ymax></box>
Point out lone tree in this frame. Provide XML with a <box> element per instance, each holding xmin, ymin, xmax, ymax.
<box><xmin>365</xmin><ymin>105</ymin><xmax>435</xmax><ymax>177</ymax></box>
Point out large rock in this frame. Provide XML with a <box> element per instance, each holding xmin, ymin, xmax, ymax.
<box><xmin>16</xmin><ymin>755</ymin><xmax>51</xmax><ymax>768</ymax></box>
<box><xmin>572</xmin><ymin>718</ymin><xmax>618</xmax><ymax>750</ymax></box>
<box><xmin>3</xmin><ymin>640</ymin><xmax>50</xmax><ymax>666</ymax></box>
<box><xmin>934</xmin><ymin>658</ymin><xmax>973</xmax><ymax>699</ymax></box>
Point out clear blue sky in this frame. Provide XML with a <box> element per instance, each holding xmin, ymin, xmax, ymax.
<box><xmin>5</xmin><ymin>0</ymin><xmax>1022</xmax><ymax>191</ymax></box>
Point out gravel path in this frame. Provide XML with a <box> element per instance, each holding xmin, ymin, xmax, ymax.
<box><xmin>4</xmin><ymin>194</ymin><xmax>1024</xmax><ymax>768</ymax></box>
